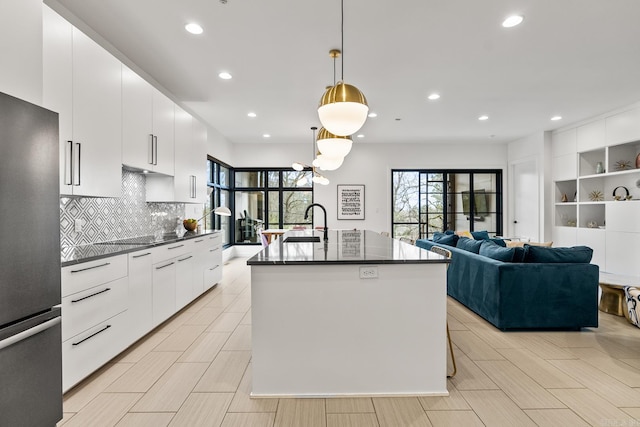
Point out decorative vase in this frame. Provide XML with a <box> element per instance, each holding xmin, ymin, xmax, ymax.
<box><xmin>636</xmin><ymin>153</ymin><xmax>640</xmax><ymax>169</ymax></box>
<box><xmin>596</xmin><ymin>162</ymin><xmax>604</xmax><ymax>174</ymax></box>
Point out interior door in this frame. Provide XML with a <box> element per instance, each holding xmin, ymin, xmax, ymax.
<box><xmin>511</xmin><ymin>159</ymin><xmax>539</xmax><ymax>241</ymax></box>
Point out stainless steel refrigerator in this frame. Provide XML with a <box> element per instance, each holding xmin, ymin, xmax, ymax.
<box><xmin>0</xmin><ymin>91</ymin><xmax>62</xmax><ymax>426</ymax></box>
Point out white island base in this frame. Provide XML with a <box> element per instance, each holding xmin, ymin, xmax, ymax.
<box><xmin>250</xmin><ymin>262</ymin><xmax>448</xmax><ymax>398</ymax></box>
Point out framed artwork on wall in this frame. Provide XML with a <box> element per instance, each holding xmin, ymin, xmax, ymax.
<box><xmin>337</xmin><ymin>184</ymin><xmax>365</xmax><ymax>220</ymax></box>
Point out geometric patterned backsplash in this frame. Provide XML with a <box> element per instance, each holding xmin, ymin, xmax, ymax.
<box><xmin>60</xmin><ymin>169</ymin><xmax>185</xmax><ymax>248</ymax></box>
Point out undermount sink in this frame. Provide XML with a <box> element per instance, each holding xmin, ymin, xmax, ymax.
<box><xmin>283</xmin><ymin>236</ymin><xmax>321</xmax><ymax>243</ymax></box>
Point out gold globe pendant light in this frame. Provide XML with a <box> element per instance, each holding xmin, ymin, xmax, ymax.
<box><xmin>291</xmin><ymin>127</ymin><xmax>330</xmax><ymax>185</ymax></box>
<box><xmin>316</xmin><ymin>127</ymin><xmax>353</xmax><ymax>158</ymax></box>
<box><xmin>317</xmin><ymin>1</ymin><xmax>368</xmax><ymax>137</ymax></box>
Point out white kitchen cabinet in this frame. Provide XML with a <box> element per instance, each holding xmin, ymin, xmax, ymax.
<box><xmin>61</xmin><ymin>254</ymin><xmax>128</xmax><ymax>392</ymax></box>
<box><xmin>146</xmin><ymin>106</ymin><xmax>207</xmax><ymax>203</ymax></box>
<box><xmin>191</xmin><ymin>237</ymin><xmax>207</xmax><ymax>297</ymax></box>
<box><xmin>577</xmin><ymin>120</ymin><xmax>605</xmax><ymax>153</ymax></box>
<box><xmin>42</xmin><ymin>6</ymin><xmax>122</xmax><ymax>197</ymax></box>
<box><xmin>606</xmin><ymin>107</ymin><xmax>640</xmax><ymax>145</ymax></box>
<box><xmin>126</xmin><ymin>250</ymin><xmax>154</xmax><ymax>342</ymax></box>
<box><xmin>203</xmin><ymin>233</ymin><xmax>223</xmax><ymax>291</ymax></box>
<box><xmin>175</xmin><ymin>252</ymin><xmax>195</xmax><ymax>310</ymax></box>
<box><xmin>551</xmin><ymin>128</ymin><xmax>576</xmax><ymax>158</ymax></box>
<box><xmin>122</xmin><ymin>65</ymin><xmax>175</xmax><ymax>175</ymax></box>
<box><xmin>605</xmin><ymin>231</ymin><xmax>640</xmax><ymax>276</ymax></box>
<box><xmin>152</xmin><ymin>258</ymin><xmax>176</xmax><ymax>327</ymax></box>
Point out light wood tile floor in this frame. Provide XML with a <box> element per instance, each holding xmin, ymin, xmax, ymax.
<box><xmin>58</xmin><ymin>257</ymin><xmax>640</xmax><ymax>427</ymax></box>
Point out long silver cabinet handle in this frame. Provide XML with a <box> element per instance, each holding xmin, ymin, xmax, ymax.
<box><xmin>0</xmin><ymin>317</ymin><xmax>61</xmax><ymax>351</ymax></box>
<box><xmin>168</xmin><ymin>244</ymin><xmax>185</xmax><ymax>250</ymax></box>
<box><xmin>74</xmin><ymin>142</ymin><xmax>81</xmax><ymax>185</ymax></box>
<box><xmin>178</xmin><ymin>255</ymin><xmax>193</xmax><ymax>262</ymax></box>
<box><xmin>155</xmin><ymin>262</ymin><xmax>175</xmax><ymax>270</ymax></box>
<box><xmin>71</xmin><ymin>287</ymin><xmax>111</xmax><ymax>303</ymax></box>
<box><xmin>72</xmin><ymin>325</ymin><xmax>111</xmax><ymax>346</ymax></box>
<box><xmin>65</xmin><ymin>141</ymin><xmax>73</xmax><ymax>185</ymax></box>
<box><xmin>70</xmin><ymin>262</ymin><xmax>110</xmax><ymax>273</ymax></box>
<box><xmin>153</xmin><ymin>135</ymin><xmax>158</xmax><ymax>165</ymax></box>
<box><xmin>148</xmin><ymin>134</ymin><xmax>154</xmax><ymax>165</ymax></box>
<box><xmin>132</xmin><ymin>252</ymin><xmax>152</xmax><ymax>259</ymax></box>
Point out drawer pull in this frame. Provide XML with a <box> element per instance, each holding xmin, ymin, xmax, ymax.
<box><xmin>72</xmin><ymin>325</ymin><xmax>111</xmax><ymax>346</ymax></box>
<box><xmin>194</xmin><ymin>239</ymin><xmax>204</xmax><ymax>243</ymax></box>
<box><xmin>71</xmin><ymin>287</ymin><xmax>111</xmax><ymax>303</ymax></box>
<box><xmin>168</xmin><ymin>244</ymin><xmax>185</xmax><ymax>250</ymax></box>
<box><xmin>155</xmin><ymin>262</ymin><xmax>175</xmax><ymax>270</ymax></box>
<box><xmin>70</xmin><ymin>262</ymin><xmax>111</xmax><ymax>273</ymax></box>
<box><xmin>209</xmin><ymin>265</ymin><xmax>219</xmax><ymax>271</ymax></box>
<box><xmin>132</xmin><ymin>252</ymin><xmax>152</xmax><ymax>259</ymax></box>
<box><xmin>178</xmin><ymin>255</ymin><xmax>193</xmax><ymax>262</ymax></box>
<box><xmin>209</xmin><ymin>248</ymin><xmax>220</xmax><ymax>252</ymax></box>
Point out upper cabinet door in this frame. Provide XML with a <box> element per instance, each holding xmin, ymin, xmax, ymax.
<box><xmin>606</xmin><ymin>107</ymin><xmax>640</xmax><ymax>145</ymax></box>
<box><xmin>151</xmin><ymin>90</ymin><xmax>175</xmax><ymax>176</ymax></box>
<box><xmin>576</xmin><ymin>120</ymin><xmax>605</xmax><ymax>153</ymax></box>
<box><xmin>122</xmin><ymin>66</ymin><xmax>153</xmax><ymax>170</ymax></box>
<box><xmin>43</xmin><ymin>7</ymin><xmax>122</xmax><ymax>197</ymax></box>
<box><xmin>71</xmin><ymin>28</ymin><xmax>122</xmax><ymax>197</ymax></box>
<box><xmin>122</xmin><ymin>67</ymin><xmax>174</xmax><ymax>176</ymax></box>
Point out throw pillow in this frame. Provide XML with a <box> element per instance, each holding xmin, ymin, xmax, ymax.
<box><xmin>624</xmin><ymin>286</ymin><xmax>640</xmax><ymax>328</ymax></box>
<box><xmin>511</xmin><ymin>246</ymin><xmax>527</xmax><ymax>262</ymax></box>
<box><xmin>471</xmin><ymin>230</ymin><xmax>491</xmax><ymax>240</ymax></box>
<box><xmin>455</xmin><ymin>230</ymin><xmax>474</xmax><ymax>239</ymax></box>
<box><xmin>444</xmin><ymin>230</ymin><xmax>455</xmax><ymax>235</ymax></box>
<box><xmin>433</xmin><ymin>232</ymin><xmax>458</xmax><ymax>247</ymax></box>
<box><xmin>489</xmin><ymin>238</ymin><xmax>506</xmax><ymax>247</ymax></box>
<box><xmin>456</xmin><ymin>237</ymin><xmax>482</xmax><ymax>253</ymax></box>
<box><xmin>524</xmin><ymin>245</ymin><xmax>593</xmax><ymax>263</ymax></box>
<box><xmin>506</xmin><ymin>240</ymin><xmax>553</xmax><ymax>248</ymax></box>
<box><xmin>479</xmin><ymin>240</ymin><xmax>515</xmax><ymax>262</ymax></box>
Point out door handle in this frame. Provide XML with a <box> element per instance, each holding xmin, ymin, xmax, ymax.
<box><xmin>0</xmin><ymin>317</ymin><xmax>61</xmax><ymax>351</ymax></box>
<box><xmin>153</xmin><ymin>135</ymin><xmax>158</xmax><ymax>165</ymax></box>
<box><xmin>148</xmin><ymin>134</ymin><xmax>154</xmax><ymax>165</ymax></box>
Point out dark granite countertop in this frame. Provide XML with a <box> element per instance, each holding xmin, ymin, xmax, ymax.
<box><xmin>246</xmin><ymin>229</ymin><xmax>449</xmax><ymax>265</ymax></box>
<box><xmin>61</xmin><ymin>230</ymin><xmax>221</xmax><ymax>267</ymax></box>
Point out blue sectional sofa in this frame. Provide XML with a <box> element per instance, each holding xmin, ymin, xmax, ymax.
<box><xmin>416</xmin><ymin>238</ymin><xmax>599</xmax><ymax>330</ymax></box>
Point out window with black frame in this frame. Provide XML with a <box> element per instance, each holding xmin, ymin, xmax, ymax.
<box><xmin>207</xmin><ymin>157</ymin><xmax>231</xmax><ymax>246</ymax></box>
<box><xmin>392</xmin><ymin>169</ymin><xmax>502</xmax><ymax>241</ymax></box>
<box><xmin>234</xmin><ymin>168</ymin><xmax>314</xmax><ymax>244</ymax></box>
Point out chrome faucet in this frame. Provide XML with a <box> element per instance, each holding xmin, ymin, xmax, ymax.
<box><xmin>304</xmin><ymin>203</ymin><xmax>328</xmax><ymax>242</ymax></box>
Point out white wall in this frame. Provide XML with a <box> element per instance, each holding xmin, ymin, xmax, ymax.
<box><xmin>0</xmin><ymin>0</ymin><xmax>43</xmax><ymax>104</ymax></box>
<box><xmin>233</xmin><ymin>141</ymin><xmax>508</xmax><ymax>234</ymax></box>
<box><xmin>206</xmin><ymin>125</ymin><xmax>234</xmax><ymax>166</ymax></box>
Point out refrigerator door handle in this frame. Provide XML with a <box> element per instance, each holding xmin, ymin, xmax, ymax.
<box><xmin>0</xmin><ymin>317</ymin><xmax>61</xmax><ymax>351</ymax></box>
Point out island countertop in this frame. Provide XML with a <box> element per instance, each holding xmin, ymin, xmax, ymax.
<box><xmin>246</xmin><ymin>229</ymin><xmax>448</xmax><ymax>265</ymax></box>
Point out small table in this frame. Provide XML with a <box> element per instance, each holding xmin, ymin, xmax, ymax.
<box><xmin>260</xmin><ymin>229</ymin><xmax>287</xmax><ymax>244</ymax></box>
<box><xmin>599</xmin><ymin>272</ymin><xmax>640</xmax><ymax>320</ymax></box>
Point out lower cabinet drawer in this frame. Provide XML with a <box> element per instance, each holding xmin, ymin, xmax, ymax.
<box><xmin>204</xmin><ymin>263</ymin><xmax>222</xmax><ymax>291</ymax></box>
<box><xmin>62</xmin><ymin>255</ymin><xmax>127</xmax><ymax>297</ymax></box>
<box><xmin>61</xmin><ymin>276</ymin><xmax>128</xmax><ymax>341</ymax></box>
<box><xmin>62</xmin><ymin>310</ymin><xmax>128</xmax><ymax>392</ymax></box>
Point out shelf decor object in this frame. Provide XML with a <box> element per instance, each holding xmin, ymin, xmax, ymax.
<box><xmin>636</xmin><ymin>152</ymin><xmax>640</xmax><ymax>169</ymax></box>
<box><xmin>612</xmin><ymin>186</ymin><xmax>631</xmax><ymax>201</ymax></box>
<box><xmin>615</xmin><ymin>160</ymin><xmax>632</xmax><ymax>171</ymax></box>
<box><xmin>589</xmin><ymin>190</ymin><xmax>604</xmax><ymax>201</ymax></box>
<box><xmin>596</xmin><ymin>162</ymin><xmax>604</xmax><ymax>174</ymax></box>
<box><xmin>561</xmin><ymin>193</ymin><xmax>568</xmax><ymax>202</ymax></box>
<box><xmin>587</xmin><ymin>220</ymin><xmax>598</xmax><ymax>228</ymax></box>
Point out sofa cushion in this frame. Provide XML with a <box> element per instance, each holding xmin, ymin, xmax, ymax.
<box><xmin>490</xmin><ymin>238</ymin><xmax>506</xmax><ymax>247</ymax></box>
<box><xmin>511</xmin><ymin>246</ymin><xmax>527</xmax><ymax>262</ymax></box>
<box><xmin>456</xmin><ymin>237</ymin><xmax>482</xmax><ymax>253</ymax></box>
<box><xmin>479</xmin><ymin>240</ymin><xmax>515</xmax><ymax>262</ymax></box>
<box><xmin>433</xmin><ymin>232</ymin><xmax>458</xmax><ymax>247</ymax></box>
<box><xmin>524</xmin><ymin>245</ymin><xmax>593</xmax><ymax>263</ymax></box>
<box><xmin>471</xmin><ymin>230</ymin><xmax>491</xmax><ymax>240</ymax></box>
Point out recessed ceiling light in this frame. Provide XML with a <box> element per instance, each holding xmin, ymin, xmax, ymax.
<box><xmin>502</xmin><ymin>15</ymin><xmax>524</xmax><ymax>28</ymax></box>
<box><xmin>185</xmin><ymin>23</ymin><xmax>203</xmax><ymax>34</ymax></box>
<box><xmin>478</xmin><ymin>115</ymin><xmax>489</xmax><ymax>121</ymax></box>
<box><xmin>356</xmin><ymin>134</ymin><xmax>364</xmax><ymax>138</ymax></box>
<box><xmin>247</xmin><ymin>112</ymin><xmax>257</xmax><ymax>118</ymax></box>
<box><xmin>551</xmin><ymin>115</ymin><xmax>562</xmax><ymax>121</ymax></box>
<box><xmin>263</xmin><ymin>134</ymin><xmax>271</xmax><ymax>138</ymax></box>
<box><xmin>218</xmin><ymin>72</ymin><xmax>232</xmax><ymax>80</ymax></box>
<box><xmin>427</xmin><ymin>93</ymin><xmax>440</xmax><ymax>100</ymax></box>
<box><xmin>368</xmin><ymin>112</ymin><xmax>377</xmax><ymax>118</ymax></box>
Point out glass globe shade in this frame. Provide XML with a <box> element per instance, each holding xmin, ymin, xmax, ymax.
<box><xmin>318</xmin><ymin>82</ymin><xmax>368</xmax><ymax>136</ymax></box>
<box><xmin>312</xmin><ymin>175</ymin><xmax>330</xmax><ymax>185</ymax></box>
<box><xmin>317</xmin><ymin>127</ymin><xmax>353</xmax><ymax>158</ymax></box>
<box><xmin>317</xmin><ymin>154</ymin><xmax>344</xmax><ymax>171</ymax></box>
<box><xmin>291</xmin><ymin>162</ymin><xmax>304</xmax><ymax>171</ymax></box>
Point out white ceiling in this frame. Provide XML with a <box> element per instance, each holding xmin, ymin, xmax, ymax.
<box><xmin>47</xmin><ymin>0</ymin><xmax>640</xmax><ymax>145</ymax></box>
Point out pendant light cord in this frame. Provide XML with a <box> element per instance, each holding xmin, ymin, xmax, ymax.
<box><xmin>340</xmin><ymin>0</ymin><xmax>344</xmax><ymax>81</ymax></box>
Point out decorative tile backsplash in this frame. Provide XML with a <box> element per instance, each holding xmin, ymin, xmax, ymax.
<box><xmin>60</xmin><ymin>170</ymin><xmax>185</xmax><ymax>248</ymax></box>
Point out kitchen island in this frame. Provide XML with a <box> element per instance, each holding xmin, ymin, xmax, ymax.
<box><xmin>247</xmin><ymin>229</ymin><xmax>450</xmax><ymax>398</ymax></box>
